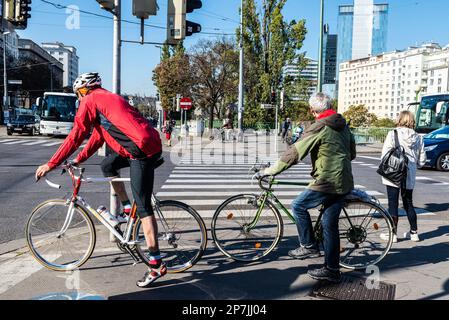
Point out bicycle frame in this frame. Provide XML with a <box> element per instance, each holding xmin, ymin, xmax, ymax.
<box><xmin>248</xmin><ymin>177</ymin><xmax>358</xmax><ymax>234</ymax></box>
<box><xmin>47</xmin><ymin>165</ymin><xmax>141</xmax><ymax>246</ymax></box>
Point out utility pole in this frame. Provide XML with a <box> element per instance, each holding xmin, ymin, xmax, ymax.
<box><xmin>238</xmin><ymin>0</ymin><xmax>244</xmax><ymax>140</ymax></box>
<box><xmin>112</xmin><ymin>0</ymin><xmax>121</xmax><ymax>94</ymax></box>
<box><xmin>317</xmin><ymin>0</ymin><xmax>324</xmax><ymax>93</ymax></box>
<box><xmin>3</xmin><ymin>31</ymin><xmax>9</xmax><ymax>124</ymax></box>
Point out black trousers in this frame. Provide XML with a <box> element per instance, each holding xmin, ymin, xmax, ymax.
<box><xmin>101</xmin><ymin>152</ymin><xmax>162</xmax><ymax>218</ymax></box>
<box><xmin>386</xmin><ymin>185</ymin><xmax>418</xmax><ymax>232</ymax></box>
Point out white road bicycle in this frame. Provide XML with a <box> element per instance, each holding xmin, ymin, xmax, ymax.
<box><xmin>25</xmin><ymin>160</ymin><xmax>207</xmax><ymax>273</ymax></box>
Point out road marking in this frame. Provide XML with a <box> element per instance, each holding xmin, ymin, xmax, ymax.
<box><xmin>359</xmin><ymin>163</ymin><xmax>373</xmax><ymax>167</ymax></box>
<box><xmin>359</xmin><ymin>156</ymin><xmax>381</xmax><ymax>161</ymax></box>
<box><xmin>42</xmin><ymin>141</ymin><xmax>63</xmax><ymax>147</ymax></box>
<box><xmin>166</xmin><ymin>178</ymin><xmax>310</xmax><ymax>183</ymax></box>
<box><xmin>162</xmin><ymin>183</ymin><xmax>310</xmax><ymax>189</ymax></box>
<box><xmin>3</xmin><ymin>140</ymin><xmax>34</xmax><ymax>145</ymax></box>
<box><xmin>0</xmin><ymin>139</ymin><xmax>19</xmax><ymax>143</ymax></box>
<box><xmin>22</xmin><ymin>140</ymin><xmax>51</xmax><ymax>146</ymax></box>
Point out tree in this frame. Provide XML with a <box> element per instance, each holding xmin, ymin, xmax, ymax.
<box><xmin>238</xmin><ymin>0</ymin><xmax>308</xmax><ymax>127</ymax></box>
<box><xmin>152</xmin><ymin>47</ymin><xmax>192</xmax><ymax>113</ymax></box>
<box><xmin>373</xmin><ymin>118</ymin><xmax>396</xmax><ymax>128</ymax></box>
<box><xmin>343</xmin><ymin>105</ymin><xmax>378</xmax><ymax>128</ymax></box>
<box><xmin>190</xmin><ymin>39</ymin><xmax>239</xmax><ymax>129</ymax></box>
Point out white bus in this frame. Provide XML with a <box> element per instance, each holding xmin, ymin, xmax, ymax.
<box><xmin>36</xmin><ymin>92</ymin><xmax>78</xmax><ymax>136</ymax></box>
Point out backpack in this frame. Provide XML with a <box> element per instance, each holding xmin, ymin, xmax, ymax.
<box><xmin>377</xmin><ymin>130</ymin><xmax>408</xmax><ymax>188</ymax></box>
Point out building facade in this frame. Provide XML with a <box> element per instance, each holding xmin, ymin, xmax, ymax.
<box><xmin>284</xmin><ymin>57</ymin><xmax>318</xmax><ymax>99</ymax></box>
<box><xmin>337</xmin><ymin>0</ymin><xmax>389</xmax><ymax>73</ymax></box>
<box><xmin>338</xmin><ymin>43</ymin><xmax>449</xmax><ymax>119</ymax></box>
<box><xmin>42</xmin><ymin>42</ymin><xmax>79</xmax><ymax>88</ymax></box>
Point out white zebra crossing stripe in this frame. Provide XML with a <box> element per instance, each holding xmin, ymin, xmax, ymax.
<box><xmin>42</xmin><ymin>141</ymin><xmax>63</xmax><ymax>147</ymax></box>
<box><xmin>162</xmin><ymin>184</ymin><xmax>310</xmax><ymax>189</ymax></box>
<box><xmin>0</xmin><ymin>139</ymin><xmax>19</xmax><ymax>143</ymax></box>
<box><xmin>22</xmin><ymin>140</ymin><xmax>50</xmax><ymax>146</ymax></box>
<box><xmin>3</xmin><ymin>140</ymin><xmax>34</xmax><ymax>145</ymax></box>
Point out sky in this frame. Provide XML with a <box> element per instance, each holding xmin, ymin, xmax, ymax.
<box><xmin>15</xmin><ymin>0</ymin><xmax>449</xmax><ymax>96</ymax></box>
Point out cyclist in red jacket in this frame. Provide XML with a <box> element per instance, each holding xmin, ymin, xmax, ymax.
<box><xmin>35</xmin><ymin>72</ymin><xmax>166</xmax><ymax>288</ymax></box>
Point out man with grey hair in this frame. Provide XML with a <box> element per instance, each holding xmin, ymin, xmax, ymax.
<box><xmin>264</xmin><ymin>92</ymin><xmax>356</xmax><ymax>283</ymax></box>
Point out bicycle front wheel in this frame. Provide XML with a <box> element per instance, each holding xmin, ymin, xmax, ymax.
<box><xmin>26</xmin><ymin>199</ymin><xmax>96</xmax><ymax>271</ymax></box>
<box><xmin>338</xmin><ymin>200</ymin><xmax>394</xmax><ymax>270</ymax></box>
<box><xmin>133</xmin><ymin>200</ymin><xmax>207</xmax><ymax>273</ymax></box>
<box><xmin>211</xmin><ymin>194</ymin><xmax>283</xmax><ymax>262</ymax></box>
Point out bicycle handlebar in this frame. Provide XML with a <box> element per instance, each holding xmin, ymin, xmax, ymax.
<box><xmin>45</xmin><ymin>178</ymin><xmax>61</xmax><ymax>189</ymax></box>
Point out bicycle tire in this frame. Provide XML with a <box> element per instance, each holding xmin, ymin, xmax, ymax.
<box><xmin>132</xmin><ymin>200</ymin><xmax>207</xmax><ymax>273</ymax></box>
<box><xmin>211</xmin><ymin>194</ymin><xmax>283</xmax><ymax>262</ymax></box>
<box><xmin>25</xmin><ymin>199</ymin><xmax>96</xmax><ymax>272</ymax></box>
<box><xmin>337</xmin><ymin>200</ymin><xmax>394</xmax><ymax>270</ymax></box>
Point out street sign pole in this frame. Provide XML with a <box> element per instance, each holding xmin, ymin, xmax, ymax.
<box><xmin>275</xmin><ymin>100</ymin><xmax>278</xmax><ymax>154</ymax></box>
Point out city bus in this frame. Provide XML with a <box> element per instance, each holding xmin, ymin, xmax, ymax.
<box><xmin>36</xmin><ymin>92</ymin><xmax>78</xmax><ymax>136</ymax></box>
<box><xmin>412</xmin><ymin>93</ymin><xmax>449</xmax><ymax>134</ymax></box>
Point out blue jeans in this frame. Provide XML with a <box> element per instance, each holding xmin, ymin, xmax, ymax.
<box><xmin>291</xmin><ymin>188</ymin><xmax>345</xmax><ymax>270</ymax></box>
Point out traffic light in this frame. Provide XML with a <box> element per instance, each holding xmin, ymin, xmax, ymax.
<box><xmin>271</xmin><ymin>91</ymin><xmax>277</xmax><ymax>105</ymax></box>
<box><xmin>167</xmin><ymin>0</ymin><xmax>202</xmax><ymax>45</ymax></box>
<box><xmin>132</xmin><ymin>0</ymin><xmax>158</xmax><ymax>19</ymax></box>
<box><xmin>9</xmin><ymin>0</ymin><xmax>31</xmax><ymax>30</ymax></box>
<box><xmin>96</xmin><ymin>0</ymin><xmax>115</xmax><ymax>12</ymax></box>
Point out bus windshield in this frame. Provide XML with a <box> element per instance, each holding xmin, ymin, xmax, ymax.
<box><xmin>39</xmin><ymin>95</ymin><xmax>77</xmax><ymax>122</ymax></box>
<box><xmin>415</xmin><ymin>94</ymin><xmax>449</xmax><ymax>133</ymax></box>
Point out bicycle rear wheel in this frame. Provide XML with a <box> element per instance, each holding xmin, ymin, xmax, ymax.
<box><xmin>338</xmin><ymin>200</ymin><xmax>393</xmax><ymax>270</ymax></box>
<box><xmin>26</xmin><ymin>199</ymin><xmax>96</xmax><ymax>271</ymax></box>
<box><xmin>211</xmin><ymin>194</ymin><xmax>283</xmax><ymax>262</ymax></box>
<box><xmin>133</xmin><ymin>200</ymin><xmax>207</xmax><ymax>273</ymax></box>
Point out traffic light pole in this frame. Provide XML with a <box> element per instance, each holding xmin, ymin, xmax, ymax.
<box><xmin>112</xmin><ymin>0</ymin><xmax>121</xmax><ymax>95</ymax></box>
<box><xmin>317</xmin><ymin>0</ymin><xmax>324</xmax><ymax>93</ymax></box>
<box><xmin>237</xmin><ymin>0</ymin><xmax>244</xmax><ymax>141</ymax></box>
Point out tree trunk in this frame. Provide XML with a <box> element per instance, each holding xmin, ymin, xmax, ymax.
<box><xmin>209</xmin><ymin>104</ymin><xmax>214</xmax><ymax>130</ymax></box>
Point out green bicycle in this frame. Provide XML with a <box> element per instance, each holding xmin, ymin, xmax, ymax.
<box><xmin>211</xmin><ymin>163</ymin><xmax>394</xmax><ymax>270</ymax></box>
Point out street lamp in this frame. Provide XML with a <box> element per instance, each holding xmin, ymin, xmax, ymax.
<box><xmin>414</xmin><ymin>85</ymin><xmax>422</xmax><ymax>102</ymax></box>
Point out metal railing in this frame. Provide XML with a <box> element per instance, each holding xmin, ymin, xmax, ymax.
<box><xmin>351</xmin><ymin>127</ymin><xmax>392</xmax><ymax>144</ymax></box>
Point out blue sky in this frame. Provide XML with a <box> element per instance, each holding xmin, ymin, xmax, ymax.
<box><xmin>16</xmin><ymin>0</ymin><xmax>449</xmax><ymax>96</ymax></box>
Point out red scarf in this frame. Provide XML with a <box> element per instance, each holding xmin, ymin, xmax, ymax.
<box><xmin>317</xmin><ymin>109</ymin><xmax>337</xmax><ymax>120</ymax></box>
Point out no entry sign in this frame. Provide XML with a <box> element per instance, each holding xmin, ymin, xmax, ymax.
<box><xmin>180</xmin><ymin>97</ymin><xmax>193</xmax><ymax>110</ymax></box>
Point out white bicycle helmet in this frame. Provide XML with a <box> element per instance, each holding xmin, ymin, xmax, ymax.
<box><xmin>73</xmin><ymin>72</ymin><xmax>102</xmax><ymax>92</ymax></box>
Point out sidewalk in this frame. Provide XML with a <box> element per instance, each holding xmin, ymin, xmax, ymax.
<box><xmin>0</xmin><ymin>217</ymin><xmax>448</xmax><ymax>300</ymax></box>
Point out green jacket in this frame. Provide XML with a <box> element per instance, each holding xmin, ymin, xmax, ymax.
<box><xmin>265</xmin><ymin>113</ymin><xmax>356</xmax><ymax>195</ymax></box>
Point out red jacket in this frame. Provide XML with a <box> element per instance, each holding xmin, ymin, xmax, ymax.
<box><xmin>47</xmin><ymin>88</ymin><xmax>162</xmax><ymax>169</ymax></box>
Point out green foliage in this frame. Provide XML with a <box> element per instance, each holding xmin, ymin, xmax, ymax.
<box><xmin>152</xmin><ymin>53</ymin><xmax>192</xmax><ymax>112</ymax></box>
<box><xmin>373</xmin><ymin>118</ymin><xmax>396</xmax><ymax>128</ymax></box>
<box><xmin>343</xmin><ymin>105</ymin><xmax>378</xmax><ymax>128</ymax></box>
<box><xmin>240</xmin><ymin>0</ymin><xmax>308</xmax><ymax>127</ymax></box>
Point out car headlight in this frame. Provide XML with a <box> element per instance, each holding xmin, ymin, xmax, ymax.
<box><xmin>425</xmin><ymin>145</ymin><xmax>438</xmax><ymax>152</ymax></box>
<box><xmin>26</xmin><ymin>124</ymin><xmax>34</xmax><ymax>127</ymax></box>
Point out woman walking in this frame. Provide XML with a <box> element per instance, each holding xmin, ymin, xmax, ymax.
<box><xmin>380</xmin><ymin>111</ymin><xmax>427</xmax><ymax>243</ymax></box>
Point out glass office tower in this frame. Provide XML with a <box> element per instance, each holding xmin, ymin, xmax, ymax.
<box><xmin>337</xmin><ymin>0</ymin><xmax>389</xmax><ymax>70</ymax></box>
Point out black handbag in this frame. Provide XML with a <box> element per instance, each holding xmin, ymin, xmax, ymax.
<box><xmin>377</xmin><ymin>130</ymin><xmax>408</xmax><ymax>188</ymax></box>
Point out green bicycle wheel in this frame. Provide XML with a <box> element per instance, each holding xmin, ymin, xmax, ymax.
<box><xmin>212</xmin><ymin>194</ymin><xmax>283</xmax><ymax>262</ymax></box>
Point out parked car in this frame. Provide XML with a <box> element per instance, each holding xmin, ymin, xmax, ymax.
<box><xmin>6</xmin><ymin>114</ymin><xmax>40</xmax><ymax>136</ymax></box>
<box><xmin>423</xmin><ymin>126</ymin><xmax>449</xmax><ymax>171</ymax></box>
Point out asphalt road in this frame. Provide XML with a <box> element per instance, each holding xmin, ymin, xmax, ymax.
<box><xmin>0</xmin><ymin>133</ymin><xmax>175</xmax><ymax>244</ymax></box>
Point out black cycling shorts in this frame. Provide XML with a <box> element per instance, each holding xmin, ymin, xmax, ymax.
<box><xmin>101</xmin><ymin>152</ymin><xmax>162</xmax><ymax>218</ymax></box>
